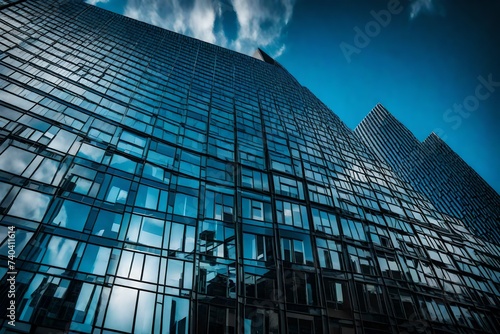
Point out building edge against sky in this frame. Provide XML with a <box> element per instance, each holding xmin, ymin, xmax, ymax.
<box><xmin>0</xmin><ymin>0</ymin><xmax>500</xmax><ymax>333</ymax></box>
<box><xmin>354</xmin><ymin>104</ymin><xmax>500</xmax><ymax>245</ymax></box>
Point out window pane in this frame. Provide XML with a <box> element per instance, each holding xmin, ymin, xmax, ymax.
<box><xmin>9</xmin><ymin>189</ymin><xmax>51</xmax><ymax>221</ymax></box>
<box><xmin>244</xmin><ymin>234</ymin><xmax>256</xmax><ymax>260</ymax></box>
<box><xmin>79</xmin><ymin>244</ymin><xmax>111</xmax><ymax>275</ymax></box>
<box><xmin>166</xmin><ymin>259</ymin><xmax>184</xmax><ymax>287</ymax></box>
<box><xmin>135</xmin><ymin>291</ymin><xmax>155</xmax><ymax>334</ymax></box>
<box><xmin>104</xmin><ymin>286</ymin><xmax>137</xmax><ymax>332</ymax></box>
<box><xmin>42</xmin><ymin>236</ymin><xmax>77</xmax><ymax>268</ymax></box>
<box><xmin>0</xmin><ymin>146</ymin><xmax>35</xmax><ymax>174</ymax></box>
<box><xmin>139</xmin><ymin>217</ymin><xmax>164</xmax><ymax>247</ymax></box>
<box><xmin>52</xmin><ymin>200</ymin><xmax>90</xmax><ymax>231</ymax></box>
<box><xmin>163</xmin><ymin>296</ymin><xmax>189</xmax><ymax>334</ymax></box>
<box><xmin>105</xmin><ymin>177</ymin><xmax>130</xmax><ymax>204</ymax></box>
<box><xmin>169</xmin><ymin>223</ymin><xmax>184</xmax><ymax>251</ymax></box>
<box><xmin>136</xmin><ymin>185</ymin><xmax>159</xmax><ymax>209</ymax></box>
<box><xmin>48</xmin><ymin>129</ymin><xmax>77</xmax><ymax>153</ymax></box>
<box><xmin>93</xmin><ymin>210</ymin><xmax>122</xmax><ymax>238</ymax></box>
<box><xmin>32</xmin><ymin>158</ymin><xmax>59</xmax><ymax>184</ymax></box>
<box><xmin>77</xmin><ymin>143</ymin><xmax>105</xmax><ymax>162</ymax></box>
<box><xmin>110</xmin><ymin>154</ymin><xmax>137</xmax><ymax>173</ymax></box>
<box><xmin>174</xmin><ymin>193</ymin><xmax>198</xmax><ymax>217</ymax></box>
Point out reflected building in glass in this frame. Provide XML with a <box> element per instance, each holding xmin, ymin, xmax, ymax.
<box><xmin>1</xmin><ymin>1</ymin><xmax>500</xmax><ymax>333</ymax></box>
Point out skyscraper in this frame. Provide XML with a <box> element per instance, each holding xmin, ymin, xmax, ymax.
<box><xmin>0</xmin><ymin>1</ymin><xmax>499</xmax><ymax>333</ymax></box>
<box><xmin>355</xmin><ymin>104</ymin><xmax>500</xmax><ymax>244</ymax></box>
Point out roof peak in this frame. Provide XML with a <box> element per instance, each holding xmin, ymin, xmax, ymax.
<box><xmin>252</xmin><ymin>48</ymin><xmax>276</xmax><ymax>65</ymax></box>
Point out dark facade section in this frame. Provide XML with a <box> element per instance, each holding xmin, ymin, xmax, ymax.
<box><xmin>355</xmin><ymin>104</ymin><xmax>500</xmax><ymax>245</ymax></box>
<box><xmin>1</xmin><ymin>1</ymin><xmax>500</xmax><ymax>333</ymax></box>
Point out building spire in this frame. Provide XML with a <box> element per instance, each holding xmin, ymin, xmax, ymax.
<box><xmin>252</xmin><ymin>48</ymin><xmax>276</xmax><ymax>65</ymax></box>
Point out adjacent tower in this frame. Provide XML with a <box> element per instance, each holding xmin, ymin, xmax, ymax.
<box><xmin>355</xmin><ymin>104</ymin><xmax>500</xmax><ymax>244</ymax></box>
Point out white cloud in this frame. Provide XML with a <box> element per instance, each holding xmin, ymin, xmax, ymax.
<box><xmin>409</xmin><ymin>0</ymin><xmax>445</xmax><ymax>20</ymax></box>
<box><xmin>124</xmin><ymin>0</ymin><xmax>188</xmax><ymax>34</ymax></box>
<box><xmin>189</xmin><ymin>0</ymin><xmax>217</xmax><ymax>44</ymax></box>
<box><xmin>272</xmin><ymin>44</ymin><xmax>286</xmax><ymax>59</ymax></box>
<box><xmin>120</xmin><ymin>0</ymin><xmax>295</xmax><ymax>58</ymax></box>
<box><xmin>229</xmin><ymin>0</ymin><xmax>294</xmax><ymax>56</ymax></box>
<box><xmin>8</xmin><ymin>189</ymin><xmax>50</xmax><ymax>222</ymax></box>
<box><xmin>85</xmin><ymin>0</ymin><xmax>109</xmax><ymax>6</ymax></box>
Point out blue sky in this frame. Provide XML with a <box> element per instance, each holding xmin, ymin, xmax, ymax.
<box><xmin>88</xmin><ymin>0</ymin><xmax>500</xmax><ymax>194</ymax></box>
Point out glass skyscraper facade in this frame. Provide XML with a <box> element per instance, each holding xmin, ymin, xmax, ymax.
<box><xmin>0</xmin><ymin>1</ymin><xmax>499</xmax><ymax>333</ymax></box>
<box><xmin>355</xmin><ymin>104</ymin><xmax>500</xmax><ymax>245</ymax></box>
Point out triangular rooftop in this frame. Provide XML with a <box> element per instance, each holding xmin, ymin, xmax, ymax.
<box><xmin>252</xmin><ymin>48</ymin><xmax>276</xmax><ymax>65</ymax></box>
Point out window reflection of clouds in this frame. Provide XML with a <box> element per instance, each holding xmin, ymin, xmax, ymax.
<box><xmin>104</xmin><ymin>286</ymin><xmax>137</xmax><ymax>332</ymax></box>
<box><xmin>0</xmin><ymin>146</ymin><xmax>35</xmax><ymax>174</ymax></box>
<box><xmin>42</xmin><ymin>236</ymin><xmax>77</xmax><ymax>268</ymax></box>
<box><xmin>74</xmin><ymin>177</ymin><xmax>93</xmax><ymax>194</ymax></box>
<box><xmin>31</xmin><ymin>158</ymin><xmax>59</xmax><ymax>184</ymax></box>
<box><xmin>77</xmin><ymin>143</ymin><xmax>105</xmax><ymax>163</ymax></box>
<box><xmin>48</xmin><ymin>129</ymin><xmax>77</xmax><ymax>153</ymax></box>
<box><xmin>8</xmin><ymin>188</ymin><xmax>51</xmax><ymax>221</ymax></box>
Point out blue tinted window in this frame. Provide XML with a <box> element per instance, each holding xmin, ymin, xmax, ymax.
<box><xmin>104</xmin><ymin>286</ymin><xmax>137</xmax><ymax>332</ymax></box>
<box><xmin>93</xmin><ymin>210</ymin><xmax>122</xmax><ymax>238</ymax></box>
<box><xmin>51</xmin><ymin>200</ymin><xmax>91</xmax><ymax>231</ymax></box>
<box><xmin>174</xmin><ymin>193</ymin><xmax>198</xmax><ymax>217</ymax></box>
